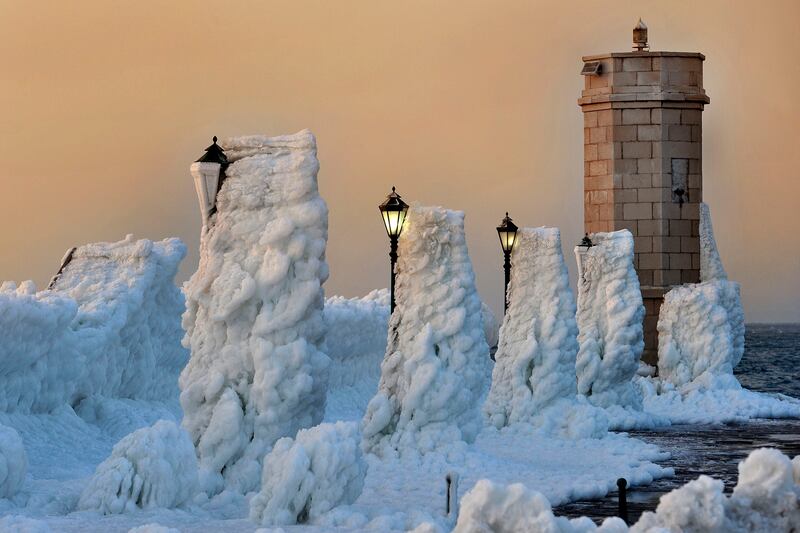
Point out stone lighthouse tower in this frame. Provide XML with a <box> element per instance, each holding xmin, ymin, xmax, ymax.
<box><xmin>578</xmin><ymin>21</ymin><xmax>710</xmax><ymax>365</ymax></box>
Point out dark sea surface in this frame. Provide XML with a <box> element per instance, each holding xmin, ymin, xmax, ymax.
<box><xmin>735</xmin><ymin>323</ymin><xmax>800</xmax><ymax>397</ymax></box>
<box><xmin>557</xmin><ymin>323</ymin><xmax>800</xmax><ymax>524</ymax></box>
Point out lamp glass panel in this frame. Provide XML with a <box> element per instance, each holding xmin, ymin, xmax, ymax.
<box><xmin>498</xmin><ymin>230</ymin><xmax>514</xmax><ymax>252</ymax></box>
<box><xmin>191</xmin><ymin>162</ymin><xmax>221</xmax><ymax>216</ymax></box>
<box><xmin>204</xmin><ymin>168</ymin><xmax>220</xmax><ymax>204</ymax></box>
<box><xmin>382</xmin><ymin>208</ymin><xmax>408</xmax><ymax>237</ymax></box>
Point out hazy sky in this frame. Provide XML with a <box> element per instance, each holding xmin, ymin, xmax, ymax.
<box><xmin>1</xmin><ymin>0</ymin><xmax>798</xmax><ymax>322</ymax></box>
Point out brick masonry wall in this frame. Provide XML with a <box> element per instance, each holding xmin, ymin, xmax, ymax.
<box><xmin>580</xmin><ymin>52</ymin><xmax>708</xmax><ymax>366</ymax></box>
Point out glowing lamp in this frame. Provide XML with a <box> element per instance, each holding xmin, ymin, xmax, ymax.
<box><xmin>496</xmin><ymin>212</ymin><xmax>518</xmax><ymax>312</ymax></box>
<box><xmin>496</xmin><ymin>212</ymin><xmax>518</xmax><ymax>254</ymax></box>
<box><xmin>379</xmin><ymin>187</ymin><xmax>409</xmax><ymax>238</ymax></box>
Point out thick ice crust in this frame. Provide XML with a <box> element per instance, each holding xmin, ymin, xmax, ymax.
<box><xmin>0</xmin><ymin>424</ymin><xmax>27</xmax><ymax>499</ymax></box>
<box><xmin>323</xmin><ymin>290</ymin><xmax>390</xmax><ymax>422</ymax></box>
<box><xmin>0</xmin><ymin>235</ymin><xmax>187</xmax><ymax>414</ymax></box>
<box><xmin>657</xmin><ymin>280</ymin><xmax>745</xmax><ymax>388</ymax></box>
<box><xmin>484</xmin><ymin>227</ymin><xmax>579</xmax><ymax>428</ymax></box>
<box><xmin>180</xmin><ymin>130</ymin><xmax>330</xmax><ymax>493</ymax></box>
<box><xmin>575</xmin><ymin>230</ymin><xmax>645</xmax><ymax>409</ymax></box>
<box><xmin>362</xmin><ymin>206</ymin><xmax>491</xmax><ymax>454</ymax></box>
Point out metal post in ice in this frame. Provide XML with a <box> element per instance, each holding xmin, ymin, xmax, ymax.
<box><xmin>617</xmin><ymin>477</ymin><xmax>628</xmax><ymax>525</ymax></box>
<box><xmin>445</xmin><ymin>471</ymin><xmax>460</xmax><ymax>518</ymax></box>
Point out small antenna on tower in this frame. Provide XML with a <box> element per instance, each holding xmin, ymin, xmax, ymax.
<box><xmin>633</xmin><ymin>18</ymin><xmax>649</xmax><ymax>51</ymax></box>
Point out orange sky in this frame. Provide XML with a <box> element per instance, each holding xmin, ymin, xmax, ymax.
<box><xmin>1</xmin><ymin>0</ymin><xmax>798</xmax><ymax>322</ymax></box>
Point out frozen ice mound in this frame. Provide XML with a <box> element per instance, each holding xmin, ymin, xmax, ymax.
<box><xmin>180</xmin><ymin>130</ymin><xmax>330</xmax><ymax>494</ymax></box>
<box><xmin>249</xmin><ymin>421</ymin><xmax>366</xmax><ymax>526</ymax></box>
<box><xmin>484</xmin><ymin>227</ymin><xmax>579</xmax><ymax>429</ymax></box>
<box><xmin>657</xmin><ymin>201</ymin><xmax>744</xmax><ymax>390</ymax></box>
<box><xmin>657</xmin><ymin>280</ymin><xmax>745</xmax><ymax>389</ymax></box>
<box><xmin>78</xmin><ymin>420</ymin><xmax>198</xmax><ymax>514</ymax></box>
<box><xmin>0</xmin><ymin>424</ymin><xmax>27</xmax><ymax>499</ymax></box>
<box><xmin>362</xmin><ymin>205</ymin><xmax>491</xmax><ymax>455</ymax></box>
<box><xmin>575</xmin><ymin>230</ymin><xmax>645</xmax><ymax>411</ymax></box>
<box><xmin>451</xmin><ymin>479</ymin><xmax>627</xmax><ymax>532</ymax></box>
<box><xmin>0</xmin><ymin>235</ymin><xmax>187</xmax><ymax>414</ymax></box>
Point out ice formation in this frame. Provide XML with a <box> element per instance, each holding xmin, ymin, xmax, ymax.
<box><xmin>481</xmin><ymin>303</ymin><xmax>500</xmax><ymax>349</ymax></box>
<box><xmin>323</xmin><ymin>291</ymin><xmax>504</xmax><ymax>424</ymax></box>
<box><xmin>323</xmin><ymin>290</ymin><xmax>390</xmax><ymax>421</ymax></box>
<box><xmin>362</xmin><ymin>205</ymin><xmax>491</xmax><ymax>454</ymax></box>
<box><xmin>699</xmin><ymin>202</ymin><xmax>727</xmax><ymax>282</ymax></box>
<box><xmin>657</xmin><ymin>201</ymin><xmax>746</xmax><ymax>390</ymax></box>
<box><xmin>0</xmin><ymin>516</ymin><xmax>52</xmax><ymax>532</ymax></box>
<box><xmin>632</xmin><ymin>448</ymin><xmax>800</xmax><ymax>532</ymax></box>
<box><xmin>657</xmin><ymin>280</ymin><xmax>745</xmax><ymax>389</ymax></box>
<box><xmin>452</xmin><ymin>479</ymin><xmax>627</xmax><ymax>532</ymax></box>
<box><xmin>575</xmin><ymin>230</ymin><xmax>645</xmax><ymax>409</ymax></box>
<box><xmin>180</xmin><ymin>130</ymin><xmax>330</xmax><ymax>494</ymax></box>
<box><xmin>78</xmin><ymin>420</ymin><xmax>198</xmax><ymax>514</ymax></box>
<box><xmin>249</xmin><ymin>422</ymin><xmax>366</xmax><ymax>526</ymax></box>
<box><xmin>484</xmin><ymin>227</ymin><xmax>579</xmax><ymax>428</ymax></box>
<box><xmin>0</xmin><ymin>235</ymin><xmax>187</xmax><ymax>414</ymax></box>
<box><xmin>127</xmin><ymin>524</ymin><xmax>180</xmax><ymax>533</ymax></box>
<box><xmin>0</xmin><ymin>424</ymin><xmax>27</xmax><ymax>498</ymax></box>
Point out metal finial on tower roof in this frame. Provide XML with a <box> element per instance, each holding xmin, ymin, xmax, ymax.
<box><xmin>213</xmin><ymin>135</ymin><xmax>218</xmax><ymax>143</ymax></box>
<box><xmin>633</xmin><ymin>18</ymin><xmax>649</xmax><ymax>51</ymax></box>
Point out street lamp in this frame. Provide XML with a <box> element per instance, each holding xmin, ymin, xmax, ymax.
<box><xmin>496</xmin><ymin>212</ymin><xmax>518</xmax><ymax>313</ymax></box>
<box><xmin>378</xmin><ymin>186</ymin><xmax>409</xmax><ymax>313</ymax></box>
<box><xmin>191</xmin><ymin>136</ymin><xmax>229</xmax><ymax>224</ymax></box>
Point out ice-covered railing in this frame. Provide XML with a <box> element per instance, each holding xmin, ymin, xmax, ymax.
<box><xmin>0</xmin><ymin>236</ymin><xmax>187</xmax><ymax>413</ymax></box>
<box><xmin>323</xmin><ymin>290</ymin><xmax>390</xmax><ymax>422</ymax></box>
<box><xmin>180</xmin><ymin>130</ymin><xmax>330</xmax><ymax>494</ymax></box>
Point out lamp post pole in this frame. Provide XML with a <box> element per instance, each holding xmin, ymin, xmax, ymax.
<box><xmin>496</xmin><ymin>212</ymin><xmax>518</xmax><ymax>314</ymax></box>
<box><xmin>503</xmin><ymin>249</ymin><xmax>511</xmax><ymax>312</ymax></box>
<box><xmin>389</xmin><ymin>234</ymin><xmax>399</xmax><ymax>313</ymax></box>
<box><xmin>379</xmin><ymin>187</ymin><xmax>409</xmax><ymax>314</ymax></box>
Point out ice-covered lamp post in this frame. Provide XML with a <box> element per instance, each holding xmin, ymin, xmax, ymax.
<box><xmin>190</xmin><ymin>136</ymin><xmax>229</xmax><ymax>224</ymax></box>
<box><xmin>378</xmin><ymin>186</ymin><xmax>409</xmax><ymax>313</ymax></box>
<box><xmin>496</xmin><ymin>212</ymin><xmax>518</xmax><ymax>313</ymax></box>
